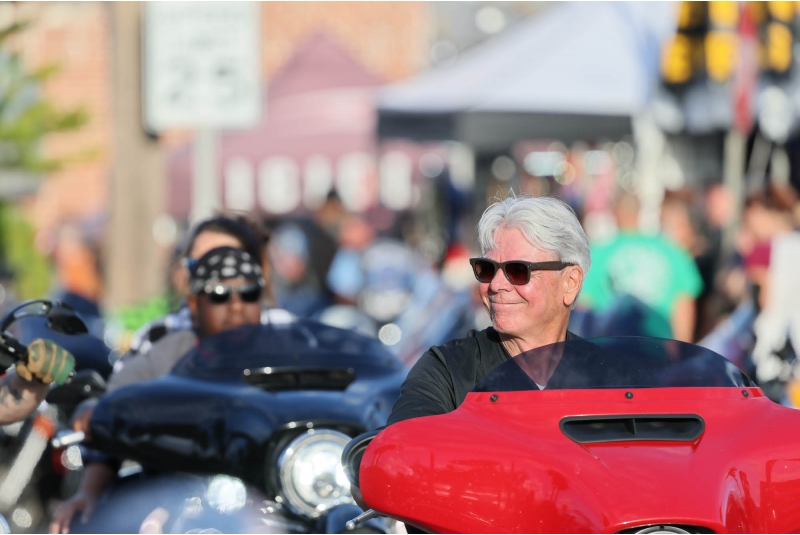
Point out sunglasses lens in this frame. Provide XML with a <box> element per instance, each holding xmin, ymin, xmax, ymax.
<box><xmin>504</xmin><ymin>262</ymin><xmax>530</xmax><ymax>285</ymax></box>
<box><xmin>473</xmin><ymin>260</ymin><xmax>496</xmax><ymax>283</ymax></box>
<box><xmin>239</xmin><ymin>285</ymin><xmax>262</xmax><ymax>303</ymax></box>
<box><xmin>206</xmin><ymin>286</ymin><xmax>231</xmax><ymax>304</ymax></box>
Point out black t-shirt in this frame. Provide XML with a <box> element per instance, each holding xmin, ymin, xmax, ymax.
<box><xmin>386</xmin><ymin>327</ymin><xmax>579</xmax><ymax>426</ymax></box>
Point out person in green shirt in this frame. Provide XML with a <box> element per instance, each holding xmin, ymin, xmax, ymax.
<box><xmin>579</xmin><ymin>192</ymin><xmax>703</xmax><ymax>342</ymax></box>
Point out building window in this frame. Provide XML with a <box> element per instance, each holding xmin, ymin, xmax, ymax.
<box><xmin>304</xmin><ymin>155</ymin><xmax>333</xmax><ymax>210</ymax></box>
<box><xmin>258</xmin><ymin>156</ymin><xmax>300</xmax><ymax>214</ymax></box>
<box><xmin>224</xmin><ymin>157</ymin><xmax>255</xmax><ymax>211</ymax></box>
<box><xmin>379</xmin><ymin>151</ymin><xmax>413</xmax><ymax>210</ymax></box>
<box><xmin>336</xmin><ymin>151</ymin><xmax>375</xmax><ymax>213</ymax></box>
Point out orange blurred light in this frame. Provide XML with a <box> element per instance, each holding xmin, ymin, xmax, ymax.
<box><xmin>706</xmin><ymin>31</ymin><xmax>738</xmax><ymax>82</ymax></box>
<box><xmin>662</xmin><ymin>34</ymin><xmax>694</xmax><ymax>84</ymax></box>
<box><xmin>678</xmin><ymin>1</ymin><xmax>707</xmax><ymax>29</ymax></box>
<box><xmin>767</xmin><ymin>22</ymin><xmax>793</xmax><ymax>72</ymax></box>
<box><xmin>709</xmin><ymin>2</ymin><xmax>739</xmax><ymax>28</ymax></box>
<box><xmin>768</xmin><ymin>1</ymin><xmax>795</xmax><ymax>22</ymax></box>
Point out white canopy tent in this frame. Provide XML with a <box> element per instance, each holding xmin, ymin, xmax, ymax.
<box><xmin>377</xmin><ymin>2</ymin><xmax>678</xmax><ymax>151</ymax></box>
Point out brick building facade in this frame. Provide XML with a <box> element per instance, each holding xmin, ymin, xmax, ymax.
<box><xmin>2</xmin><ymin>1</ymin><xmax>431</xmax><ymax>304</ymax></box>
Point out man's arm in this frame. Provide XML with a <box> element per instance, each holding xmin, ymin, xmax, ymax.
<box><xmin>0</xmin><ymin>369</ymin><xmax>48</xmax><ymax>425</ymax></box>
<box><xmin>671</xmin><ymin>295</ymin><xmax>697</xmax><ymax>343</ymax></box>
<box><xmin>385</xmin><ymin>348</ymin><xmax>456</xmax><ymax>427</ymax></box>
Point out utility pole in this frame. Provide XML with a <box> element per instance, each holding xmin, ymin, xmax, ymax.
<box><xmin>105</xmin><ymin>2</ymin><xmax>166</xmax><ymax>309</ymax></box>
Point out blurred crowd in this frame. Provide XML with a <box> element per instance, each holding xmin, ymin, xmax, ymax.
<box><xmin>5</xmin><ymin>166</ymin><xmax>800</xmax><ymax>407</ymax></box>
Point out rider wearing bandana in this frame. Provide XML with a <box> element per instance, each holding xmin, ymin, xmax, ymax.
<box><xmin>50</xmin><ymin>246</ymin><xmax>269</xmax><ymax>534</ymax></box>
<box><xmin>107</xmin><ymin>246</ymin><xmax>266</xmax><ymax>389</ymax></box>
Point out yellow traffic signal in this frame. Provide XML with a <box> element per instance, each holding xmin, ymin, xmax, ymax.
<box><xmin>768</xmin><ymin>1</ymin><xmax>795</xmax><ymax>22</ymax></box>
<box><xmin>709</xmin><ymin>2</ymin><xmax>739</xmax><ymax>28</ymax></box>
<box><xmin>706</xmin><ymin>31</ymin><xmax>738</xmax><ymax>81</ymax></box>
<box><xmin>678</xmin><ymin>2</ymin><xmax>707</xmax><ymax>29</ymax></box>
<box><xmin>767</xmin><ymin>22</ymin><xmax>793</xmax><ymax>72</ymax></box>
<box><xmin>750</xmin><ymin>2</ymin><xmax>768</xmax><ymax>24</ymax></box>
<box><xmin>662</xmin><ymin>34</ymin><xmax>694</xmax><ymax>84</ymax></box>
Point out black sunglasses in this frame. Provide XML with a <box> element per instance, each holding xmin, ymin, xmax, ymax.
<box><xmin>199</xmin><ymin>282</ymin><xmax>263</xmax><ymax>304</ymax></box>
<box><xmin>469</xmin><ymin>258</ymin><xmax>574</xmax><ymax>285</ymax></box>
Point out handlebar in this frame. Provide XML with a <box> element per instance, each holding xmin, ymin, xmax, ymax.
<box><xmin>0</xmin><ymin>299</ymin><xmax>89</xmax><ymax>368</ymax></box>
<box><xmin>51</xmin><ymin>430</ymin><xmax>86</xmax><ymax>449</ymax></box>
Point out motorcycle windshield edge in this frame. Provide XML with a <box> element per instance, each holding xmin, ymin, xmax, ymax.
<box><xmin>473</xmin><ymin>336</ymin><xmax>755</xmax><ymax>392</ymax></box>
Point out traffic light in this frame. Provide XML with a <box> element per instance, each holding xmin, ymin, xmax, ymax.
<box><xmin>763</xmin><ymin>17</ymin><xmax>793</xmax><ymax>73</ymax></box>
<box><xmin>706</xmin><ymin>30</ymin><xmax>738</xmax><ymax>82</ymax></box>
<box><xmin>662</xmin><ymin>34</ymin><xmax>694</xmax><ymax>84</ymax></box>
<box><xmin>660</xmin><ymin>1</ymin><xmax>798</xmax><ymax>85</ymax></box>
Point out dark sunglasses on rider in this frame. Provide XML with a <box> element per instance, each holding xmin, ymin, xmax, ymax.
<box><xmin>469</xmin><ymin>258</ymin><xmax>574</xmax><ymax>285</ymax></box>
<box><xmin>199</xmin><ymin>281</ymin><xmax>263</xmax><ymax>304</ymax></box>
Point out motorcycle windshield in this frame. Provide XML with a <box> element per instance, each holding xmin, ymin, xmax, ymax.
<box><xmin>171</xmin><ymin>321</ymin><xmax>403</xmax><ymax>381</ymax></box>
<box><xmin>473</xmin><ymin>336</ymin><xmax>755</xmax><ymax>392</ymax></box>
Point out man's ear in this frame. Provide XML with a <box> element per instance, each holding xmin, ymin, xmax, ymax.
<box><xmin>187</xmin><ymin>294</ymin><xmax>199</xmax><ymax>321</ymax></box>
<box><xmin>562</xmin><ymin>266</ymin><xmax>584</xmax><ymax>307</ymax></box>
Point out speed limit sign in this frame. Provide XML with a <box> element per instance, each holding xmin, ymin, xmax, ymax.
<box><xmin>143</xmin><ymin>2</ymin><xmax>261</xmax><ymax>131</ymax></box>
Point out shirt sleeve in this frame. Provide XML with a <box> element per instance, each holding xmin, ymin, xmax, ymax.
<box><xmin>385</xmin><ymin>348</ymin><xmax>457</xmax><ymax>427</ymax></box>
<box><xmin>674</xmin><ymin>247</ymin><xmax>704</xmax><ymax>299</ymax></box>
<box><xmin>106</xmin><ymin>352</ymin><xmax>158</xmax><ymax>392</ymax></box>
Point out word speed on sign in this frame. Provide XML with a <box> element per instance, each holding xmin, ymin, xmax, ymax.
<box><xmin>144</xmin><ymin>2</ymin><xmax>261</xmax><ymax>132</ymax></box>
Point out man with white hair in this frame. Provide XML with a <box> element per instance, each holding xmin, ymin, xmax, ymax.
<box><xmin>386</xmin><ymin>195</ymin><xmax>590</xmax><ymax>425</ymax></box>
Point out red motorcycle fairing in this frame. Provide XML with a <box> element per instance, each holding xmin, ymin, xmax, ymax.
<box><xmin>360</xmin><ymin>387</ymin><xmax>800</xmax><ymax>533</ymax></box>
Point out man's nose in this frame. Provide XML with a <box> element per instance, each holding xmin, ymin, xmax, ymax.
<box><xmin>489</xmin><ymin>266</ymin><xmax>511</xmax><ymax>290</ymax></box>
<box><xmin>227</xmin><ymin>291</ymin><xmax>245</xmax><ymax>310</ymax></box>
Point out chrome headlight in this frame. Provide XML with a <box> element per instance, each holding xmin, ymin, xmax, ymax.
<box><xmin>277</xmin><ymin>429</ymin><xmax>353</xmax><ymax>517</ymax></box>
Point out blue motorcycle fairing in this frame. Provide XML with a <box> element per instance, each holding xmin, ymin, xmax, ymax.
<box><xmin>89</xmin><ymin>321</ymin><xmax>406</xmax><ymax>489</ymax></box>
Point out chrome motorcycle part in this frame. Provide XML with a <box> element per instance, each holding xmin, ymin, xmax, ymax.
<box><xmin>631</xmin><ymin>526</ymin><xmax>691</xmax><ymax>534</ymax></box>
<box><xmin>277</xmin><ymin>429</ymin><xmax>353</xmax><ymax>518</ymax></box>
<box><xmin>205</xmin><ymin>475</ymin><xmax>247</xmax><ymax>514</ymax></box>
<box><xmin>0</xmin><ymin>412</ymin><xmax>52</xmax><ymax>509</ymax></box>
<box><xmin>51</xmin><ymin>429</ymin><xmax>85</xmax><ymax>449</ymax></box>
<box><xmin>0</xmin><ymin>513</ymin><xmax>8</xmax><ymax>534</ymax></box>
<box><xmin>59</xmin><ymin>445</ymin><xmax>83</xmax><ymax>470</ymax></box>
<box><xmin>345</xmin><ymin>508</ymin><xmax>381</xmax><ymax>531</ymax></box>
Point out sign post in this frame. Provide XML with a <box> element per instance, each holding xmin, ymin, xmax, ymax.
<box><xmin>143</xmin><ymin>2</ymin><xmax>261</xmax><ymax>223</ymax></box>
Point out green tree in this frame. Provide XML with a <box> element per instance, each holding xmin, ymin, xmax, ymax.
<box><xmin>0</xmin><ymin>20</ymin><xmax>90</xmax><ymax>300</ymax></box>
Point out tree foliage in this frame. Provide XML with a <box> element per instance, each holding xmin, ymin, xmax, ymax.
<box><xmin>0</xmin><ymin>20</ymin><xmax>89</xmax><ymax>173</ymax></box>
<box><xmin>0</xmin><ymin>19</ymin><xmax>91</xmax><ymax>301</ymax></box>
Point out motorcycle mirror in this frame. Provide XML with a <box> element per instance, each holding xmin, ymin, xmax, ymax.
<box><xmin>46</xmin><ymin>369</ymin><xmax>106</xmax><ymax>405</ymax></box>
<box><xmin>45</xmin><ymin>301</ymin><xmax>89</xmax><ymax>335</ymax></box>
<box><xmin>0</xmin><ymin>299</ymin><xmax>89</xmax><ymax>335</ymax></box>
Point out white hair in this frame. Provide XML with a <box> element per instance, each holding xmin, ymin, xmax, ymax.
<box><xmin>477</xmin><ymin>195</ymin><xmax>591</xmax><ymax>277</ymax></box>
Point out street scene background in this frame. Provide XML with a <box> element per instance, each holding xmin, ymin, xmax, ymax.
<box><xmin>0</xmin><ymin>0</ymin><xmax>799</xmax><ymax>458</ymax></box>
<box><xmin>3</xmin><ymin>1</ymin><xmax>799</xmax><ymax>394</ymax></box>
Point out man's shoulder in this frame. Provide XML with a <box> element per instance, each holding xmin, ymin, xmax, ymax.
<box><xmin>428</xmin><ymin>328</ymin><xmax>504</xmax><ymax>368</ymax></box>
<box><xmin>566</xmin><ymin>330</ymin><xmax>582</xmax><ymax>341</ymax></box>
<box><xmin>435</xmin><ymin>327</ymin><xmax>495</xmax><ymax>351</ymax></box>
<box><xmin>150</xmin><ymin>329</ymin><xmax>197</xmax><ymax>355</ymax></box>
